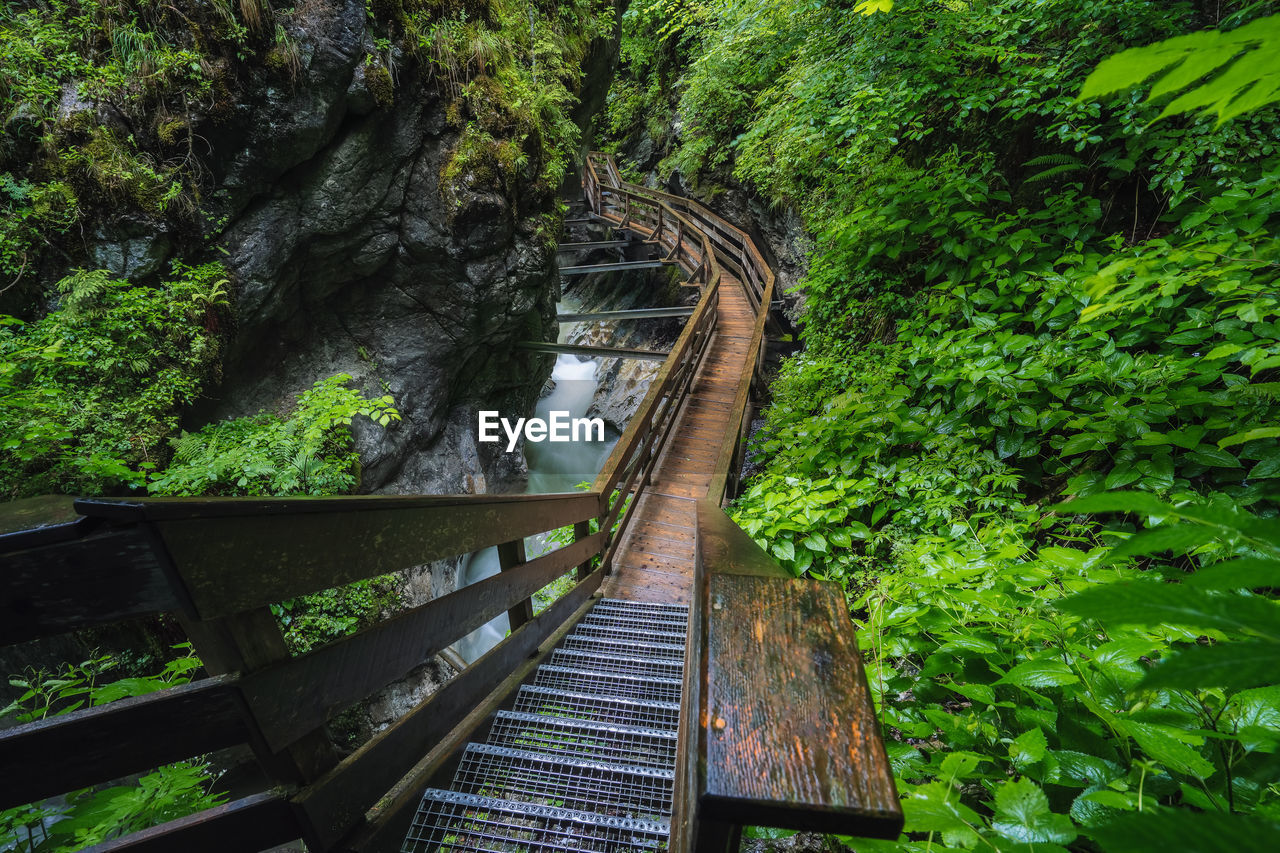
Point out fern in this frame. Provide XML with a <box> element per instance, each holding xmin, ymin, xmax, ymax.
<box><xmin>1022</xmin><ymin>154</ymin><xmax>1087</xmax><ymax>184</ymax></box>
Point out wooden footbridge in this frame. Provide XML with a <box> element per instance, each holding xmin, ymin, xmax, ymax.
<box><xmin>0</xmin><ymin>154</ymin><xmax>900</xmax><ymax>852</ymax></box>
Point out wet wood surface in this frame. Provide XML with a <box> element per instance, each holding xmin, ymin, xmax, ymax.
<box><xmin>603</xmin><ymin>272</ymin><xmax>753</xmax><ymax>606</ymax></box>
<box><xmin>700</xmin><ymin>573</ymin><xmax>903</xmax><ymax>837</ymax></box>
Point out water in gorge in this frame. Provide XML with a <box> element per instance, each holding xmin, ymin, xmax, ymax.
<box><xmin>452</xmin><ymin>298</ymin><xmax>623</xmax><ymax>663</ymax></box>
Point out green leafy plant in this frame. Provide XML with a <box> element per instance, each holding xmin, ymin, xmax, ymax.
<box><xmin>1</xmin><ymin>645</ymin><xmax>224</xmax><ymax>852</ymax></box>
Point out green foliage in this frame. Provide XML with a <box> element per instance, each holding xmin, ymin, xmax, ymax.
<box><xmin>0</xmin><ymin>262</ymin><xmax>229</xmax><ymax>498</ymax></box>
<box><xmin>841</xmin><ymin>499</ymin><xmax>1280</xmax><ymax>852</ymax></box>
<box><xmin>612</xmin><ymin>0</ymin><xmax>1280</xmax><ymax>848</ymax></box>
<box><xmin>149</xmin><ymin>374</ymin><xmax>400</xmax><ymax>497</ymax></box>
<box><xmin>272</xmin><ymin>575</ymin><xmax>403</xmax><ymax>656</ymax></box>
<box><xmin>398</xmin><ymin>0</ymin><xmax>615</xmax><ymax>199</ymax></box>
<box><xmin>1080</xmin><ymin>14</ymin><xmax>1280</xmax><ymax>124</ymax></box>
<box><xmin>1</xmin><ymin>645</ymin><xmax>224</xmax><ymax>851</ymax></box>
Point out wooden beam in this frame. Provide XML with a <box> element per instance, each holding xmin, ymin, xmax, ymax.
<box><xmin>79</xmin><ymin>792</ymin><xmax>300</xmax><ymax>853</ymax></box>
<box><xmin>238</xmin><ymin>532</ymin><xmax>605</xmax><ymax>752</ymax></box>
<box><xmin>557</xmin><ymin>307</ymin><xmax>695</xmax><ymax>322</ymax></box>
<box><xmin>0</xmin><ymin>676</ymin><xmax>248</xmax><ymax>810</ymax></box>
<box><xmin>1</xmin><ymin>524</ymin><xmax>181</xmax><ymax>647</ymax></box>
<box><xmin>694</xmin><ymin>501</ymin><xmax>903</xmax><ymax>839</ymax></box>
<box><xmin>560</xmin><ymin>259</ymin><xmax>672</xmax><ymax>275</ymax></box>
<box><xmin>556</xmin><ymin>240</ymin><xmax>631</xmax><ymax>251</ymax></box>
<box><xmin>514</xmin><ymin>341</ymin><xmax>670</xmax><ymax>361</ymax></box>
<box><xmin>75</xmin><ymin>492</ymin><xmax>601</xmax><ymax>620</ymax></box>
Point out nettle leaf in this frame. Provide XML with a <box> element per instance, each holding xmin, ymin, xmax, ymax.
<box><xmin>1139</xmin><ymin>639</ymin><xmax>1280</xmax><ymax>691</ymax></box>
<box><xmin>1009</xmin><ymin>728</ymin><xmax>1048</xmax><ymax>770</ymax></box>
<box><xmin>1117</xmin><ymin>719</ymin><xmax>1215</xmax><ymax>779</ymax></box>
<box><xmin>1079</xmin><ymin>15</ymin><xmax>1280</xmax><ymax>124</ymax></box>
<box><xmin>992</xmin><ymin>777</ymin><xmax>1077</xmax><ymax>845</ymax></box>
<box><xmin>998</xmin><ymin>660</ymin><xmax>1079</xmax><ymax>689</ymax></box>
<box><xmin>1058</xmin><ymin>582</ymin><xmax>1280</xmax><ymax>640</ymax></box>
<box><xmin>901</xmin><ymin>781</ymin><xmax>985</xmax><ymax>837</ymax></box>
<box><xmin>1052</xmin><ymin>492</ymin><xmax>1173</xmax><ymax>518</ymax></box>
<box><xmin>1088</xmin><ymin>807</ymin><xmax>1280</xmax><ymax>853</ymax></box>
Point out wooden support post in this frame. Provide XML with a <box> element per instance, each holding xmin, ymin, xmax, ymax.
<box><xmin>572</xmin><ymin>521</ymin><xmax>594</xmax><ymax>580</ymax></box>
<box><xmin>497</xmin><ymin>538</ymin><xmax>533</xmax><ymax>630</ymax></box>
<box><xmin>180</xmin><ymin>609</ymin><xmax>341</xmax><ymax>787</ymax></box>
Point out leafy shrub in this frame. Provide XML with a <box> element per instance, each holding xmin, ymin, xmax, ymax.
<box><xmin>148</xmin><ymin>373</ymin><xmax>400</xmax><ymax>497</ymax></box>
<box><xmin>0</xmin><ymin>263</ymin><xmax>229</xmax><ymax>498</ymax></box>
<box><xmin>0</xmin><ymin>645</ymin><xmax>225</xmax><ymax>851</ymax></box>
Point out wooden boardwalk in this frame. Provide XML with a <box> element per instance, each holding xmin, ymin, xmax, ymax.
<box><xmin>603</xmin><ymin>275</ymin><xmax>755</xmax><ymax>605</ymax></box>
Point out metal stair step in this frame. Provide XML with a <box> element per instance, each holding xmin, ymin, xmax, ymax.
<box><xmin>578</xmin><ymin>612</ymin><xmax>687</xmax><ymax>635</ymax></box>
<box><xmin>486</xmin><ymin>711</ymin><xmax>677</xmax><ymax>769</ymax></box>
<box><xmin>591</xmin><ymin>602</ymin><xmax>689</xmax><ymax>624</ymax></box>
<box><xmin>571</xmin><ymin>622</ymin><xmax>686</xmax><ymax>646</ymax></box>
<box><xmin>513</xmin><ymin>685</ymin><xmax>680</xmax><ymax>731</ymax></box>
<box><xmin>550</xmin><ymin>648</ymin><xmax>683</xmax><ymax>681</ymax></box>
<box><xmin>533</xmin><ymin>664</ymin><xmax>682</xmax><ymax>704</ymax></box>
<box><xmin>597</xmin><ymin>598</ymin><xmax>689</xmax><ymax>616</ymax></box>
<box><xmin>451</xmin><ymin>743</ymin><xmax>673</xmax><ymax>820</ymax></box>
<box><xmin>562</xmin><ymin>634</ymin><xmax>685</xmax><ymax>663</ymax></box>
<box><xmin>402</xmin><ymin>789</ymin><xmax>669</xmax><ymax>852</ymax></box>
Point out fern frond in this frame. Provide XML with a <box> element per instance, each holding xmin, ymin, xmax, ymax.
<box><xmin>1023</xmin><ymin>153</ymin><xmax>1079</xmax><ymax>168</ymax></box>
<box><xmin>1025</xmin><ymin>162</ymin><xmax>1087</xmax><ymax>184</ymax></box>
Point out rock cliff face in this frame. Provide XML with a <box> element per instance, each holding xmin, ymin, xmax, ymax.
<box><xmin>186</xmin><ymin>0</ymin><xmax>557</xmax><ymax>498</ymax></box>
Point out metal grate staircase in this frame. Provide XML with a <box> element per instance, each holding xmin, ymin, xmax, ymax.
<box><xmin>402</xmin><ymin>598</ymin><xmax>688</xmax><ymax>852</ymax></box>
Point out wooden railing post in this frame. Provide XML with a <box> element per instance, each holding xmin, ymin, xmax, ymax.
<box><xmin>573</xmin><ymin>521</ymin><xmax>594</xmax><ymax>580</ymax></box>
<box><xmin>497</xmin><ymin>538</ymin><xmax>532</xmax><ymax>630</ymax></box>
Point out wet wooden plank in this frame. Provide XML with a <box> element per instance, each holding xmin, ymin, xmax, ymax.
<box><xmin>701</xmin><ymin>573</ymin><xmax>902</xmax><ymax>837</ymax></box>
<box><xmin>81</xmin><ymin>792</ymin><xmax>299</xmax><ymax>853</ymax></box>
<box><xmin>1</xmin><ymin>525</ymin><xmax>180</xmax><ymax>646</ymax></box>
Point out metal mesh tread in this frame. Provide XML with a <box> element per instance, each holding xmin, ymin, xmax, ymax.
<box><xmin>549</xmin><ymin>648</ymin><xmax>683</xmax><ymax>681</ymax></box>
<box><xmin>512</xmin><ymin>685</ymin><xmax>680</xmax><ymax>731</ymax></box>
<box><xmin>596</xmin><ymin>599</ymin><xmax>689</xmax><ymax>616</ymax></box>
<box><xmin>578</xmin><ymin>612</ymin><xmax>688</xmax><ymax>635</ymax></box>
<box><xmin>487</xmin><ymin>711</ymin><xmax>677</xmax><ymax>769</ymax></box>
<box><xmin>561</xmin><ymin>634</ymin><xmax>685</xmax><ymax>662</ymax></box>
<box><xmin>533</xmin><ymin>664</ymin><xmax>683</xmax><ymax>704</ymax></box>
<box><xmin>452</xmin><ymin>743</ymin><xmax>673</xmax><ymax>820</ymax></box>
<box><xmin>570</xmin><ymin>623</ymin><xmax>686</xmax><ymax>646</ymax></box>
<box><xmin>403</xmin><ymin>597</ymin><xmax>689</xmax><ymax>852</ymax></box>
<box><xmin>401</xmin><ymin>790</ymin><xmax>669</xmax><ymax>852</ymax></box>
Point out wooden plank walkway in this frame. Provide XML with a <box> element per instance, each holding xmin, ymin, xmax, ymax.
<box><xmin>603</xmin><ymin>276</ymin><xmax>755</xmax><ymax>605</ymax></box>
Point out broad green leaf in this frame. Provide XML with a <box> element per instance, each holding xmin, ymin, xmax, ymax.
<box><xmin>1051</xmin><ymin>492</ymin><xmax>1173</xmax><ymax>518</ymax></box>
<box><xmin>1009</xmin><ymin>728</ymin><xmax>1048</xmax><ymax>769</ymax></box>
<box><xmin>1139</xmin><ymin>640</ymin><xmax>1280</xmax><ymax>691</ymax></box>
<box><xmin>1218</xmin><ymin>426</ymin><xmax>1280</xmax><ymax>448</ymax></box>
<box><xmin>1186</xmin><ymin>556</ymin><xmax>1280</xmax><ymax>589</ymax></box>
<box><xmin>1088</xmin><ymin>807</ymin><xmax>1280</xmax><ymax>853</ymax></box>
<box><xmin>991</xmin><ymin>777</ymin><xmax>1076</xmax><ymax>845</ymax></box>
<box><xmin>1107</xmin><ymin>523</ymin><xmax>1217</xmax><ymax>560</ymax></box>
<box><xmin>1058</xmin><ymin>582</ymin><xmax>1280</xmax><ymax>639</ymax></box>
<box><xmin>1116</xmin><ymin>720</ymin><xmax>1215</xmax><ymax>779</ymax></box>
<box><xmin>998</xmin><ymin>660</ymin><xmax>1079</xmax><ymax>689</ymax></box>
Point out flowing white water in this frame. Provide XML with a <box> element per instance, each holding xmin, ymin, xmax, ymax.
<box><xmin>452</xmin><ymin>305</ymin><xmax>622</xmax><ymax>663</ymax></box>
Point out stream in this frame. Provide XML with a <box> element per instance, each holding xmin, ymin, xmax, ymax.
<box><xmin>452</xmin><ymin>298</ymin><xmax>622</xmax><ymax>663</ymax></box>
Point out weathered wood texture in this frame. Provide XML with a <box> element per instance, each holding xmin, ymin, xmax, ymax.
<box><xmin>0</xmin><ymin>677</ymin><xmax>248</xmax><ymax>810</ymax></box>
<box><xmin>700</xmin><ymin>573</ymin><xmax>902</xmax><ymax>836</ymax></box>
<box><xmin>0</xmin><ymin>524</ymin><xmax>179</xmax><ymax>646</ymax></box>
<box><xmin>74</xmin><ymin>492</ymin><xmax>599</xmax><ymax>619</ymax></box>
<box><xmin>239</xmin><ymin>533</ymin><xmax>603</xmax><ymax>752</ymax></box>
<box><xmin>79</xmin><ymin>792</ymin><xmax>299</xmax><ymax>853</ymax></box>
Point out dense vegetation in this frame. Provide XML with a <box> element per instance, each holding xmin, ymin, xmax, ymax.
<box><xmin>607</xmin><ymin>0</ymin><xmax>1280</xmax><ymax>849</ymax></box>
